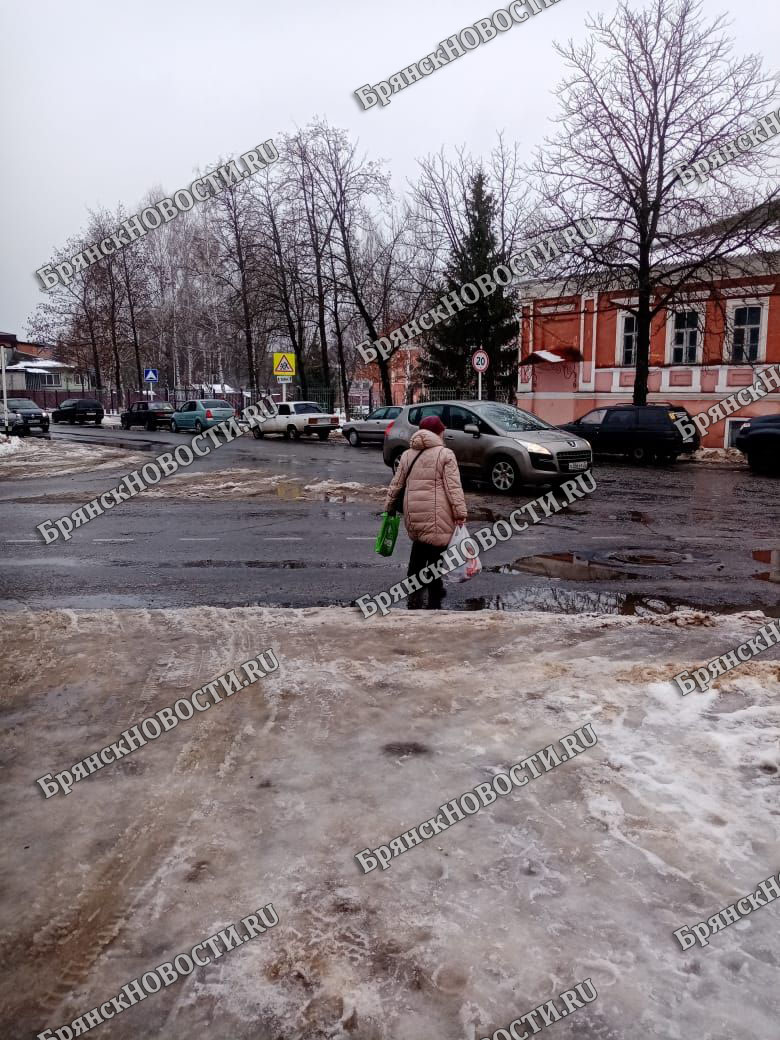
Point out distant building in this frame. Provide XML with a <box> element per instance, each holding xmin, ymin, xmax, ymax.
<box><xmin>516</xmin><ymin>263</ymin><xmax>780</xmax><ymax>446</ymax></box>
<box><xmin>0</xmin><ymin>332</ymin><xmax>91</xmax><ymax>392</ymax></box>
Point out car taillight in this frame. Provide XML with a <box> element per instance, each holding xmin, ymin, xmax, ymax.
<box><xmin>385</xmin><ymin>420</ymin><xmax>394</xmax><ymax>436</ymax></box>
<box><xmin>308</xmin><ymin>417</ymin><xmax>317</xmax><ymax>425</ymax></box>
<box><xmin>205</xmin><ymin>409</ymin><xmax>213</xmax><ymax>418</ymax></box>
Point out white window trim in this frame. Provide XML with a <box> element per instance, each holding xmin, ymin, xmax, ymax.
<box><xmin>664</xmin><ymin>303</ymin><xmax>706</xmax><ymax>366</ymax></box>
<box><xmin>615</xmin><ymin>310</ymin><xmax>637</xmax><ymax>367</ymax></box>
<box><xmin>725</xmin><ymin>297</ymin><xmax>768</xmax><ymax>364</ymax></box>
<box><xmin>724</xmin><ymin>415</ymin><xmax>752</xmax><ymax>449</ymax></box>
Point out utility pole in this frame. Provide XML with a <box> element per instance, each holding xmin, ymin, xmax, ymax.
<box><xmin>1</xmin><ymin>345</ymin><xmax>9</xmax><ymax>435</ymax></box>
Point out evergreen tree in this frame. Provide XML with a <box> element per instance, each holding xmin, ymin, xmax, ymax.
<box><xmin>423</xmin><ymin>171</ymin><xmax>519</xmax><ymax>399</ymax></box>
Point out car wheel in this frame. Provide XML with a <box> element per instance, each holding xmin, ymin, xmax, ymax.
<box><xmin>348</xmin><ymin>429</ymin><xmax>360</xmax><ymax>447</ymax></box>
<box><xmin>41</xmin><ymin>423</ymin><xmax>50</xmax><ymax>433</ymax></box>
<box><xmin>171</xmin><ymin>419</ymin><xmax>178</xmax><ymax>433</ymax></box>
<box><xmin>629</xmin><ymin>446</ymin><xmax>649</xmax><ymax>464</ymax></box>
<box><xmin>287</xmin><ymin>425</ymin><xmax>300</xmax><ymax>440</ymax></box>
<box><xmin>52</xmin><ymin>416</ymin><xmax>59</xmax><ymax>424</ymax></box>
<box><xmin>391</xmin><ymin>450</ymin><xmax>405</xmax><ymax>474</ymax></box>
<box><xmin>68</xmin><ymin>415</ymin><xmax>76</xmax><ymax>424</ymax></box>
<box><xmin>252</xmin><ymin>426</ymin><xmax>264</xmax><ymax>439</ymax></box>
<box><xmin>490</xmin><ymin>456</ymin><xmax>520</xmax><ymax>493</ymax></box>
<box><xmin>121</xmin><ymin>418</ymin><xmax>130</xmax><ymax>430</ymax></box>
<box><xmin>95</xmin><ymin>417</ymin><xmax>102</xmax><ymax>426</ymax></box>
<box><xmin>195</xmin><ymin>420</ymin><xmax>203</xmax><ymax>433</ymax></box>
<box><xmin>146</xmin><ymin>418</ymin><xmax>157</xmax><ymax>431</ymax></box>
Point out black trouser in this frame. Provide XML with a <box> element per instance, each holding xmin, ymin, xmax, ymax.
<box><xmin>407</xmin><ymin>540</ymin><xmax>446</xmax><ymax>609</ymax></box>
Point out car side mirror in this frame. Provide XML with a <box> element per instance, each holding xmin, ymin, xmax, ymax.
<box><xmin>464</xmin><ymin>423</ymin><xmax>480</xmax><ymax>438</ymax></box>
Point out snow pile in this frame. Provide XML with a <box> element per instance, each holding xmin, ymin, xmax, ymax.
<box><xmin>693</xmin><ymin>446</ymin><xmax>745</xmax><ymax>464</ymax></box>
<box><xmin>2</xmin><ymin>605</ymin><xmax>779</xmax><ymax>1040</ymax></box>
<box><xmin>0</xmin><ymin>433</ymin><xmax>34</xmax><ymax>459</ymax></box>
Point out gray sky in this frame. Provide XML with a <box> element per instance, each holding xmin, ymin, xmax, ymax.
<box><xmin>1</xmin><ymin>0</ymin><xmax>776</xmax><ymax>336</ymax></box>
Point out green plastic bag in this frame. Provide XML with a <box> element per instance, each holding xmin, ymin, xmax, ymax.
<box><xmin>375</xmin><ymin>511</ymin><xmax>401</xmax><ymax>557</ymax></box>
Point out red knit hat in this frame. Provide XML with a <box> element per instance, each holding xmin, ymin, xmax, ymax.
<box><xmin>419</xmin><ymin>415</ymin><xmax>445</xmax><ymax>435</ymax></box>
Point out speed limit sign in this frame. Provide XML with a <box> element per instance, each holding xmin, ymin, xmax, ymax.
<box><xmin>471</xmin><ymin>349</ymin><xmax>489</xmax><ymax>372</ymax></box>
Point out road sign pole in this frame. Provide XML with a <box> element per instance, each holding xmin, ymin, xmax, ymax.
<box><xmin>478</xmin><ymin>370</ymin><xmax>482</xmax><ymax>401</ymax></box>
<box><xmin>282</xmin><ymin>382</ymin><xmax>287</xmax><ymax>404</ymax></box>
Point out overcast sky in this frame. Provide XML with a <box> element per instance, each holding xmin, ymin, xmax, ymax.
<box><xmin>1</xmin><ymin>0</ymin><xmax>777</xmax><ymax>338</ymax></box>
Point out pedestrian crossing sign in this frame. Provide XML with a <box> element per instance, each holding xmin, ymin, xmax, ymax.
<box><xmin>273</xmin><ymin>352</ymin><xmax>296</xmax><ymax>377</ymax></box>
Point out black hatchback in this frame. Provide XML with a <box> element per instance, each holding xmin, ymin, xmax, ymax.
<box><xmin>560</xmin><ymin>404</ymin><xmax>699</xmax><ymax>463</ymax></box>
<box><xmin>51</xmin><ymin>399</ymin><xmax>105</xmax><ymax>425</ymax></box>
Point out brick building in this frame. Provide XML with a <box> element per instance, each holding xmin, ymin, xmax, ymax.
<box><xmin>516</xmin><ymin>264</ymin><xmax>780</xmax><ymax>446</ymax></box>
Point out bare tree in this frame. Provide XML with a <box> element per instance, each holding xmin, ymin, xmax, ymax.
<box><xmin>531</xmin><ymin>0</ymin><xmax>780</xmax><ymax>404</ymax></box>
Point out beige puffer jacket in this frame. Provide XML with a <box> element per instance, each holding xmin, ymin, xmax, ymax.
<box><xmin>384</xmin><ymin>428</ymin><xmax>467</xmax><ymax>546</ymax></box>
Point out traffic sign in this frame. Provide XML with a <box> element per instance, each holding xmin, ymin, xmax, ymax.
<box><xmin>471</xmin><ymin>350</ymin><xmax>489</xmax><ymax>373</ymax></box>
<box><xmin>144</xmin><ymin>368</ymin><xmax>159</xmax><ymax>383</ymax></box>
<box><xmin>276</xmin><ymin>375</ymin><xmax>292</xmax><ymax>384</ymax></box>
<box><xmin>273</xmin><ymin>352</ymin><xmax>296</xmax><ymax>377</ymax></box>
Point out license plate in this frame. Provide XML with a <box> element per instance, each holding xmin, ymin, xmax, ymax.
<box><xmin>568</xmin><ymin>460</ymin><xmax>589</xmax><ymax>471</ymax></box>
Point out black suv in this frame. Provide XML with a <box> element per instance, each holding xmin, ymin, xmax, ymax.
<box><xmin>561</xmin><ymin>404</ymin><xmax>699</xmax><ymax>463</ymax></box>
<box><xmin>735</xmin><ymin>413</ymin><xmax>780</xmax><ymax>474</ymax></box>
<box><xmin>5</xmin><ymin>397</ymin><xmax>49</xmax><ymax>432</ymax></box>
<box><xmin>120</xmin><ymin>400</ymin><xmax>175</xmax><ymax>431</ymax></box>
<box><xmin>51</xmin><ymin>399</ymin><xmax>105</xmax><ymax>425</ymax></box>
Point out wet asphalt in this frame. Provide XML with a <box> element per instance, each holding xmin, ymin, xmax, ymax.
<box><xmin>0</xmin><ymin>425</ymin><xmax>778</xmax><ymax>616</ymax></box>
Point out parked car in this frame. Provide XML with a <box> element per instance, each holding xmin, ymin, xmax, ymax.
<box><xmin>560</xmin><ymin>404</ymin><xmax>699</xmax><ymax>463</ymax></box>
<box><xmin>735</xmin><ymin>413</ymin><xmax>780</xmax><ymax>474</ymax></box>
<box><xmin>382</xmin><ymin>400</ymin><xmax>592</xmax><ymax>493</ymax></box>
<box><xmin>5</xmin><ymin>397</ymin><xmax>49</xmax><ymax>433</ymax></box>
<box><xmin>342</xmin><ymin>406</ymin><xmax>402</xmax><ymax>446</ymax></box>
<box><xmin>171</xmin><ymin>399</ymin><xmax>235</xmax><ymax>433</ymax></box>
<box><xmin>121</xmin><ymin>400</ymin><xmax>176</xmax><ymax>431</ymax></box>
<box><xmin>252</xmin><ymin>401</ymin><xmax>339</xmax><ymax>441</ymax></box>
<box><xmin>1</xmin><ymin>405</ymin><xmax>25</xmax><ymax>436</ymax></box>
<box><xmin>51</xmin><ymin>398</ymin><xmax>104</xmax><ymax>425</ymax></box>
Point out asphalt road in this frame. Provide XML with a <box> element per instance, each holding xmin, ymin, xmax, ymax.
<box><xmin>1</xmin><ymin>425</ymin><xmax>778</xmax><ymax>616</ymax></box>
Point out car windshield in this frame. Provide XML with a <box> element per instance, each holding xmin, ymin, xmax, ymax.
<box><xmin>473</xmin><ymin>402</ymin><xmax>554</xmax><ymax>432</ymax></box>
<box><xmin>294</xmin><ymin>403</ymin><xmax>323</xmax><ymax>414</ymax></box>
<box><xmin>150</xmin><ymin>402</ymin><xmax>174</xmax><ymax>411</ymax></box>
<box><xmin>7</xmin><ymin>399</ymin><xmax>35</xmax><ymax>408</ymax></box>
<box><xmin>203</xmin><ymin>400</ymin><xmax>232</xmax><ymax>409</ymax></box>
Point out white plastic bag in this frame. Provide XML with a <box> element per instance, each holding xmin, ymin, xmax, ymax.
<box><xmin>444</xmin><ymin>524</ymin><xmax>483</xmax><ymax>584</ymax></box>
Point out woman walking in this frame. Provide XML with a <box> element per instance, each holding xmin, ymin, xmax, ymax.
<box><xmin>384</xmin><ymin>415</ymin><xmax>467</xmax><ymax>609</ymax></box>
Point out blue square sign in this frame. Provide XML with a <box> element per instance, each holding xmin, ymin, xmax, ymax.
<box><xmin>144</xmin><ymin>368</ymin><xmax>159</xmax><ymax>383</ymax></box>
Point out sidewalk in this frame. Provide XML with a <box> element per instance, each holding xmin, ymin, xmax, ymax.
<box><xmin>2</xmin><ymin>606</ymin><xmax>778</xmax><ymax>1039</ymax></box>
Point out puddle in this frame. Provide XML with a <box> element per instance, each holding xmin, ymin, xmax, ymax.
<box><xmin>484</xmin><ymin>552</ymin><xmax>642</xmax><ymax>582</ymax></box>
<box><xmin>753</xmin><ymin>549</ymin><xmax>780</xmax><ymax>583</ymax></box>
<box><xmin>152</xmin><ymin>559</ymin><xmax>373</xmax><ymax>570</ymax></box>
<box><xmin>464</xmin><ymin>586</ymin><xmax>637</xmax><ymax>615</ymax></box>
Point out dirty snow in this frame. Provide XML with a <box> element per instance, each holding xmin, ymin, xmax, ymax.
<box><xmin>0</xmin><ymin>438</ymin><xmax>148</xmax><ymax>479</ymax></box>
<box><xmin>1</xmin><ymin>606</ymin><xmax>779</xmax><ymax>1040</ymax></box>
<box><xmin>692</xmin><ymin>447</ymin><xmax>745</xmax><ymax>464</ymax></box>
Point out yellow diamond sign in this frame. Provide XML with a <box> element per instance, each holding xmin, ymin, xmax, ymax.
<box><xmin>273</xmin><ymin>352</ymin><xmax>296</xmax><ymax>377</ymax></box>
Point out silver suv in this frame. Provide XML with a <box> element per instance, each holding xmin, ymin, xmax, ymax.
<box><xmin>382</xmin><ymin>400</ymin><xmax>592</xmax><ymax>494</ymax></box>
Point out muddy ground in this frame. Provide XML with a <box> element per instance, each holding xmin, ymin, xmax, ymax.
<box><xmin>1</xmin><ymin>606</ymin><xmax>779</xmax><ymax>1040</ymax></box>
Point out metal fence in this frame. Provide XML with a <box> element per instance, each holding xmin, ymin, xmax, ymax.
<box><xmin>416</xmin><ymin>386</ymin><xmax>515</xmax><ymax>404</ymax></box>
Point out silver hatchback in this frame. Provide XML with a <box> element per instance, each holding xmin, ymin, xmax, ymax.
<box><xmin>382</xmin><ymin>400</ymin><xmax>593</xmax><ymax>494</ymax></box>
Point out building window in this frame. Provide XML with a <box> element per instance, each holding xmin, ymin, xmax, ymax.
<box><xmin>731</xmin><ymin>305</ymin><xmax>762</xmax><ymax>362</ymax></box>
<box><xmin>621</xmin><ymin>314</ymin><xmax>636</xmax><ymax>366</ymax></box>
<box><xmin>671</xmin><ymin>310</ymin><xmax>699</xmax><ymax>364</ymax></box>
<box><xmin>41</xmin><ymin>372</ymin><xmax>62</xmax><ymax>386</ymax></box>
